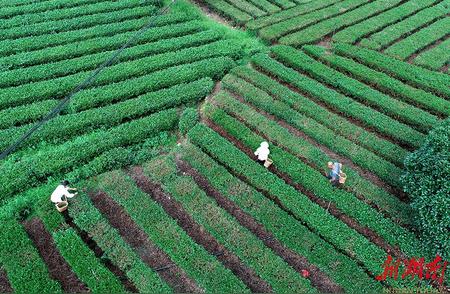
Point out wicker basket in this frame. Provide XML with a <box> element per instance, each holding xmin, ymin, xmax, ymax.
<box><xmin>55</xmin><ymin>201</ymin><xmax>68</xmax><ymax>212</ymax></box>
<box><xmin>339</xmin><ymin>173</ymin><xmax>347</xmax><ymax>184</ymax></box>
<box><xmin>264</xmin><ymin>158</ymin><xmax>273</xmax><ymax>168</ymax></box>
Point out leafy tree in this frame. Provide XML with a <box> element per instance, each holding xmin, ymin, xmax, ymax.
<box><xmin>403</xmin><ymin>118</ymin><xmax>450</xmax><ymax>259</ymax></box>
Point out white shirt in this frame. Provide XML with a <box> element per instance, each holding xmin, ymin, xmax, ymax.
<box><xmin>254</xmin><ymin>146</ymin><xmax>270</xmax><ymax>161</ymax></box>
<box><xmin>50</xmin><ymin>185</ymin><xmax>75</xmax><ymax>203</ymax></box>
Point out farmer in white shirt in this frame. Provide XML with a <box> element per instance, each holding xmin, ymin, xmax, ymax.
<box><xmin>254</xmin><ymin>141</ymin><xmax>270</xmax><ymax>165</ymax></box>
<box><xmin>50</xmin><ymin>180</ymin><xmax>77</xmax><ymax>209</ymax></box>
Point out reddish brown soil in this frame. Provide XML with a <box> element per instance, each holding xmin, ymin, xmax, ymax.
<box><xmin>89</xmin><ymin>190</ymin><xmax>202</xmax><ymax>293</ymax></box>
<box><xmin>0</xmin><ymin>270</ymin><xmax>12</xmax><ymax>293</ymax></box>
<box><xmin>61</xmin><ymin>212</ymin><xmax>138</xmax><ymax>293</ymax></box>
<box><xmin>127</xmin><ymin>166</ymin><xmax>273</xmax><ymax>293</ymax></box>
<box><xmin>205</xmin><ymin>119</ymin><xmax>408</xmax><ymax>262</ymax></box>
<box><xmin>23</xmin><ymin>218</ymin><xmax>87</xmax><ymax>293</ymax></box>
<box><xmin>176</xmin><ymin>158</ymin><xmax>343</xmax><ymax>293</ymax></box>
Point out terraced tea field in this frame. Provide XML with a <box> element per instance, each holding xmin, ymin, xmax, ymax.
<box><xmin>0</xmin><ymin>0</ymin><xmax>448</xmax><ymax>293</ymax></box>
<box><xmin>202</xmin><ymin>0</ymin><xmax>450</xmax><ymax>72</ymax></box>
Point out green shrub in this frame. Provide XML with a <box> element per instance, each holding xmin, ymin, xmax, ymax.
<box><xmin>0</xmin><ymin>0</ymin><xmax>107</xmax><ymax>19</ymax></box>
<box><xmin>246</xmin><ymin>0</ymin><xmax>338</xmax><ymax>30</ymax></box>
<box><xmin>359</xmin><ymin>3</ymin><xmax>449</xmax><ymax>51</ymax></box>
<box><xmin>303</xmin><ymin>45</ymin><xmax>450</xmax><ymax>117</ymax></box>
<box><xmin>384</xmin><ymin>17</ymin><xmax>450</xmax><ymax>60</ymax></box>
<box><xmin>179</xmin><ymin>107</ymin><xmax>199</xmax><ymax>135</ymax></box>
<box><xmin>180</xmin><ymin>142</ymin><xmax>381</xmax><ymax>293</ymax></box>
<box><xmin>143</xmin><ymin>156</ymin><xmax>313</xmax><ymax>292</ymax></box>
<box><xmin>332</xmin><ymin>0</ymin><xmax>436</xmax><ymax>44</ymax></box>
<box><xmin>0</xmin><ymin>109</ymin><xmax>178</xmax><ymax>202</ymax></box>
<box><xmin>0</xmin><ymin>218</ymin><xmax>62</xmax><ymax>293</ymax></box>
<box><xmin>279</xmin><ymin>0</ymin><xmax>403</xmax><ymax>45</ymax></box>
<box><xmin>0</xmin><ymin>5</ymin><xmax>153</xmax><ymax>40</ymax></box>
<box><xmin>0</xmin><ymin>30</ymin><xmax>219</xmax><ymax>88</ymax></box>
<box><xmin>53</xmin><ymin>228</ymin><xmax>125</xmax><ymax>293</ymax></box>
<box><xmin>0</xmin><ymin>16</ymin><xmax>199</xmax><ymax>70</ymax></box>
<box><xmin>0</xmin><ymin>79</ymin><xmax>212</xmax><ymax>151</ymax></box>
<box><xmin>271</xmin><ymin>45</ymin><xmax>439</xmax><ymax>133</ymax></box>
<box><xmin>402</xmin><ymin>118</ymin><xmax>450</xmax><ymax>259</ymax></box>
<box><xmin>96</xmin><ymin>170</ymin><xmax>249</xmax><ymax>293</ymax></box>
<box><xmin>69</xmin><ymin>193</ymin><xmax>171</xmax><ymax>293</ymax></box>
<box><xmin>251</xmin><ymin>52</ymin><xmax>424</xmax><ymax>149</ymax></box>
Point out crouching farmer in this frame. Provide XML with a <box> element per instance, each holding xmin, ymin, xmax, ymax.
<box><xmin>254</xmin><ymin>141</ymin><xmax>273</xmax><ymax>168</ymax></box>
<box><xmin>327</xmin><ymin>162</ymin><xmax>346</xmax><ymax>186</ymax></box>
<box><xmin>50</xmin><ymin>180</ymin><xmax>77</xmax><ymax>212</ymax></box>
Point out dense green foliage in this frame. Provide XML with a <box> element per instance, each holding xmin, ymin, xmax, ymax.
<box><xmin>0</xmin><ymin>0</ymin><xmax>448</xmax><ymax>291</ymax></box>
<box><xmin>332</xmin><ymin>0</ymin><xmax>436</xmax><ymax>44</ymax></box>
<box><xmin>53</xmin><ymin>228</ymin><xmax>125</xmax><ymax>293</ymax></box>
<box><xmin>384</xmin><ymin>17</ymin><xmax>450</xmax><ymax>60</ymax></box>
<box><xmin>403</xmin><ymin>119</ymin><xmax>450</xmax><ymax>260</ymax></box>
<box><xmin>334</xmin><ymin>43</ymin><xmax>450</xmax><ymax>98</ymax></box>
<box><xmin>69</xmin><ymin>193</ymin><xmax>171</xmax><ymax>292</ymax></box>
<box><xmin>359</xmin><ymin>3</ymin><xmax>449</xmax><ymax>50</ymax></box>
<box><xmin>0</xmin><ymin>109</ymin><xmax>178</xmax><ymax>202</ymax></box>
<box><xmin>212</xmin><ymin>88</ymin><xmax>412</xmax><ymax>224</ymax></box>
<box><xmin>187</xmin><ymin>124</ymin><xmax>403</xmax><ymax>286</ymax></box>
<box><xmin>180</xmin><ymin>143</ymin><xmax>382</xmax><ymax>293</ymax></box>
<box><xmin>272</xmin><ymin>45</ymin><xmax>438</xmax><ymax>133</ymax></box>
<box><xmin>179</xmin><ymin>107</ymin><xmax>200</xmax><ymax>135</ymax></box>
<box><xmin>205</xmin><ymin>103</ymin><xmax>422</xmax><ymax>258</ymax></box>
<box><xmin>0</xmin><ymin>218</ymin><xmax>61</xmax><ymax>294</ymax></box>
<box><xmin>303</xmin><ymin>45</ymin><xmax>450</xmax><ymax>117</ymax></box>
<box><xmin>144</xmin><ymin>156</ymin><xmax>314</xmax><ymax>293</ymax></box>
<box><xmin>96</xmin><ymin>170</ymin><xmax>249</xmax><ymax>293</ymax></box>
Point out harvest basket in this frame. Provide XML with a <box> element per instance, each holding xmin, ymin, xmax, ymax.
<box><xmin>264</xmin><ymin>158</ymin><xmax>273</xmax><ymax>168</ymax></box>
<box><xmin>339</xmin><ymin>173</ymin><xmax>347</xmax><ymax>184</ymax></box>
<box><xmin>55</xmin><ymin>201</ymin><xmax>68</xmax><ymax>212</ymax></box>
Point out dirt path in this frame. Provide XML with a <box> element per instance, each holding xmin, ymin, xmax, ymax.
<box><xmin>176</xmin><ymin>158</ymin><xmax>343</xmax><ymax>293</ymax></box>
<box><xmin>204</xmin><ymin>118</ymin><xmax>408</xmax><ymax>262</ymax></box>
<box><xmin>0</xmin><ymin>269</ymin><xmax>12</xmax><ymax>293</ymax></box>
<box><xmin>128</xmin><ymin>166</ymin><xmax>273</xmax><ymax>293</ymax></box>
<box><xmin>23</xmin><ymin>218</ymin><xmax>88</xmax><ymax>293</ymax></box>
<box><xmin>89</xmin><ymin>190</ymin><xmax>202</xmax><ymax>293</ymax></box>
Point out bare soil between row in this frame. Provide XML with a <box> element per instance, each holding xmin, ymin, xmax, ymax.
<box><xmin>89</xmin><ymin>189</ymin><xmax>202</xmax><ymax>293</ymax></box>
<box><xmin>23</xmin><ymin>218</ymin><xmax>87</xmax><ymax>293</ymax></box>
<box><xmin>204</xmin><ymin>118</ymin><xmax>407</xmax><ymax>262</ymax></box>
<box><xmin>128</xmin><ymin>166</ymin><xmax>273</xmax><ymax>293</ymax></box>
<box><xmin>176</xmin><ymin>157</ymin><xmax>343</xmax><ymax>293</ymax></box>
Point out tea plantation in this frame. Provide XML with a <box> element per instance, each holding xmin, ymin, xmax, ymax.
<box><xmin>0</xmin><ymin>0</ymin><xmax>448</xmax><ymax>293</ymax></box>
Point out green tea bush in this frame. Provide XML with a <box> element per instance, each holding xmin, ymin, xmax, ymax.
<box><xmin>179</xmin><ymin>107</ymin><xmax>200</xmax><ymax>135</ymax></box>
<box><xmin>402</xmin><ymin>118</ymin><xmax>450</xmax><ymax>259</ymax></box>
<box><xmin>53</xmin><ymin>228</ymin><xmax>125</xmax><ymax>293</ymax></box>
